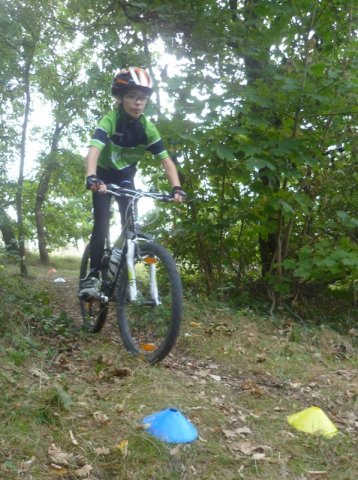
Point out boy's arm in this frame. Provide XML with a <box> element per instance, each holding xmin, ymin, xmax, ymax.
<box><xmin>85</xmin><ymin>146</ymin><xmax>106</xmax><ymax>192</ymax></box>
<box><xmin>161</xmin><ymin>156</ymin><xmax>181</xmax><ymax>187</ymax></box>
<box><xmin>161</xmin><ymin>156</ymin><xmax>185</xmax><ymax>203</ymax></box>
<box><xmin>86</xmin><ymin>146</ymin><xmax>101</xmax><ymax>177</ymax></box>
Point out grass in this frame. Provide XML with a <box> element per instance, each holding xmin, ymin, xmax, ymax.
<box><xmin>0</xmin><ymin>256</ymin><xmax>357</xmax><ymax>479</ymax></box>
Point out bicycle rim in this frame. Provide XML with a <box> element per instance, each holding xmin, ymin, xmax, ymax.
<box><xmin>117</xmin><ymin>241</ymin><xmax>182</xmax><ymax>363</ymax></box>
<box><xmin>79</xmin><ymin>244</ymin><xmax>108</xmax><ymax>333</ymax></box>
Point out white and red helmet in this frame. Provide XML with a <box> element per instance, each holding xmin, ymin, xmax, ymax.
<box><xmin>112</xmin><ymin>67</ymin><xmax>153</xmax><ymax>96</ymax></box>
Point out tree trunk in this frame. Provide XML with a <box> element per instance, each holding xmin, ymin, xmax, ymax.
<box><xmin>217</xmin><ymin>168</ymin><xmax>226</xmax><ymax>297</ymax></box>
<box><xmin>227</xmin><ymin>0</ymin><xmax>280</xmax><ymax>279</ymax></box>
<box><xmin>16</xmin><ymin>55</ymin><xmax>33</xmax><ymax>276</ymax></box>
<box><xmin>185</xmin><ymin>171</ymin><xmax>216</xmax><ymax>293</ymax></box>
<box><xmin>35</xmin><ymin>122</ymin><xmax>63</xmax><ymax>264</ymax></box>
<box><xmin>0</xmin><ymin>207</ymin><xmax>18</xmax><ymax>253</ymax></box>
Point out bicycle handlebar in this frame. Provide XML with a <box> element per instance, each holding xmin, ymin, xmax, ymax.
<box><xmin>106</xmin><ymin>184</ymin><xmax>172</xmax><ymax>202</ymax></box>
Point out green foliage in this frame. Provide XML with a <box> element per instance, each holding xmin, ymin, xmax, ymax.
<box><xmin>1</xmin><ymin>0</ymin><xmax>357</xmax><ymax>303</ymax></box>
<box><xmin>284</xmin><ymin>239</ymin><xmax>358</xmax><ymax>284</ymax></box>
<box><xmin>21</xmin><ymin>150</ymin><xmax>92</xmax><ymax>250</ymax></box>
<box><xmin>167</xmin><ymin>0</ymin><xmax>357</xmax><ymax>298</ymax></box>
<box><xmin>0</xmin><ymin>260</ymin><xmax>76</xmax><ymax>338</ymax></box>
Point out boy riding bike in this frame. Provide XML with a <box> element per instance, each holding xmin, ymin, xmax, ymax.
<box><xmin>79</xmin><ymin>67</ymin><xmax>185</xmax><ymax>298</ymax></box>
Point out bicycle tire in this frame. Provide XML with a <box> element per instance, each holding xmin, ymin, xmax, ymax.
<box><xmin>79</xmin><ymin>243</ymin><xmax>108</xmax><ymax>333</ymax></box>
<box><xmin>116</xmin><ymin>241</ymin><xmax>182</xmax><ymax>363</ymax></box>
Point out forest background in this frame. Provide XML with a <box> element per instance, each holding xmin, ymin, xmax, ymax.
<box><xmin>1</xmin><ymin>0</ymin><xmax>357</xmax><ymax>312</ymax></box>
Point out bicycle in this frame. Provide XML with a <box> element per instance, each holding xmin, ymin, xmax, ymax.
<box><xmin>78</xmin><ymin>184</ymin><xmax>183</xmax><ymax>363</ymax></box>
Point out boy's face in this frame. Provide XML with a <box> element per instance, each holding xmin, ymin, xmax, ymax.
<box><xmin>119</xmin><ymin>88</ymin><xmax>149</xmax><ymax>119</ymax></box>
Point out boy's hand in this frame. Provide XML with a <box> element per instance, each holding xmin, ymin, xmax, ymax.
<box><xmin>172</xmin><ymin>186</ymin><xmax>186</xmax><ymax>203</ymax></box>
<box><xmin>86</xmin><ymin>175</ymin><xmax>105</xmax><ymax>192</ymax></box>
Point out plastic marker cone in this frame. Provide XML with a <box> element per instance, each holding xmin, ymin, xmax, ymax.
<box><xmin>142</xmin><ymin>408</ymin><xmax>198</xmax><ymax>443</ymax></box>
<box><xmin>53</xmin><ymin>277</ymin><xmax>66</xmax><ymax>283</ymax></box>
<box><xmin>287</xmin><ymin>406</ymin><xmax>338</xmax><ymax>438</ymax></box>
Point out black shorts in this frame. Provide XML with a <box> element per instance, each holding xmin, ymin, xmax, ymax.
<box><xmin>96</xmin><ymin>164</ymin><xmax>137</xmax><ymax>187</ymax></box>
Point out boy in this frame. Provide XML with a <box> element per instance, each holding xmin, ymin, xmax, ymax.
<box><xmin>79</xmin><ymin>67</ymin><xmax>185</xmax><ymax>297</ymax></box>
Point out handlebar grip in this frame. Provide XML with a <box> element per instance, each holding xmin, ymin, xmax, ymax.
<box><xmin>161</xmin><ymin>195</ymin><xmax>172</xmax><ymax>202</ymax></box>
<box><xmin>106</xmin><ymin>183</ymin><xmax>120</xmax><ymax>191</ymax></box>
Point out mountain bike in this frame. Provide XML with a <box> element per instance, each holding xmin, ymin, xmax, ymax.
<box><xmin>78</xmin><ymin>184</ymin><xmax>183</xmax><ymax>363</ymax></box>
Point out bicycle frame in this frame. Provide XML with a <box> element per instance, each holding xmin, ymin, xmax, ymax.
<box><xmin>105</xmin><ymin>184</ymin><xmax>171</xmax><ymax>304</ymax></box>
<box><xmin>79</xmin><ymin>184</ymin><xmax>182</xmax><ymax>362</ymax></box>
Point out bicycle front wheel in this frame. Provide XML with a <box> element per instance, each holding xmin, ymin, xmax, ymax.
<box><xmin>79</xmin><ymin>243</ymin><xmax>108</xmax><ymax>333</ymax></box>
<box><xmin>117</xmin><ymin>241</ymin><xmax>182</xmax><ymax>363</ymax></box>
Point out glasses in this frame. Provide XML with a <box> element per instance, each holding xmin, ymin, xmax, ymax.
<box><xmin>124</xmin><ymin>94</ymin><xmax>149</xmax><ymax>104</ymax></box>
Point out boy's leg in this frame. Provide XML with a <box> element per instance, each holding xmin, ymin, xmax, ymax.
<box><xmin>79</xmin><ymin>192</ymin><xmax>110</xmax><ymax>296</ymax></box>
<box><xmin>90</xmin><ymin>191</ymin><xmax>111</xmax><ymax>274</ymax></box>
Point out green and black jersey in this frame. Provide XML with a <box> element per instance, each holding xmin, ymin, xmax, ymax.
<box><xmin>89</xmin><ymin>108</ymin><xmax>169</xmax><ymax>171</ymax></box>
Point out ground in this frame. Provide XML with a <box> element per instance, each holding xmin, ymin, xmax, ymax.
<box><xmin>0</xmin><ymin>265</ymin><xmax>357</xmax><ymax>479</ymax></box>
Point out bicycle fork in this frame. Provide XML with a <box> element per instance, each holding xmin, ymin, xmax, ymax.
<box><xmin>126</xmin><ymin>239</ymin><xmax>161</xmax><ymax>305</ymax></box>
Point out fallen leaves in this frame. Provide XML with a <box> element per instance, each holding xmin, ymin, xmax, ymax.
<box><xmin>230</xmin><ymin>440</ymin><xmax>273</xmax><ymax>458</ymax></box>
<box><xmin>70</xmin><ymin>429</ymin><xmax>79</xmax><ymax>446</ymax></box>
<box><xmin>242</xmin><ymin>380</ymin><xmax>266</xmax><ymax>396</ymax></box>
<box><xmin>307</xmin><ymin>470</ymin><xmax>328</xmax><ymax>476</ymax></box>
<box><xmin>5</xmin><ymin>274</ymin><xmax>356</xmax><ymax>480</ymax></box>
<box><xmin>93</xmin><ymin>411</ymin><xmax>110</xmax><ymax>425</ymax></box>
<box><xmin>222</xmin><ymin>426</ymin><xmax>252</xmax><ymax>439</ymax></box>
<box><xmin>187</xmin><ymin>320</ymin><xmax>235</xmax><ymax>337</ymax></box>
<box><xmin>94</xmin><ymin>447</ymin><xmax>111</xmax><ymax>455</ymax></box>
<box><xmin>75</xmin><ymin>464</ymin><xmax>93</xmax><ymax>478</ymax></box>
<box><xmin>190</xmin><ymin>321</ymin><xmax>202</xmax><ymax>328</ymax></box>
<box><xmin>98</xmin><ymin>366</ymin><xmax>133</xmax><ymax>381</ymax></box>
<box><xmin>49</xmin><ymin>463</ymin><xmax>68</xmax><ymax>475</ymax></box>
<box><xmin>228</xmin><ymin>441</ymin><xmax>285</xmax><ymax>464</ymax></box>
<box><xmin>30</xmin><ymin>367</ymin><xmax>50</xmax><ymax>381</ymax></box>
<box><xmin>116</xmin><ymin>439</ymin><xmax>129</xmax><ymax>457</ymax></box>
<box><xmin>46</xmin><ymin>438</ymin><xmax>129</xmax><ymax>479</ymax></box>
<box><xmin>48</xmin><ymin>443</ymin><xmax>93</xmax><ymax>478</ymax></box>
<box><xmin>169</xmin><ymin>445</ymin><xmax>182</xmax><ymax>455</ymax></box>
<box><xmin>48</xmin><ymin>443</ymin><xmax>73</xmax><ymax>466</ymax></box>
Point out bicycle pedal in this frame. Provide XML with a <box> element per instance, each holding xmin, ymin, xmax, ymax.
<box><xmin>78</xmin><ymin>292</ymin><xmax>109</xmax><ymax>304</ymax></box>
<box><xmin>142</xmin><ymin>300</ymin><xmax>157</xmax><ymax>307</ymax></box>
<box><xmin>78</xmin><ymin>292</ymin><xmax>93</xmax><ymax>301</ymax></box>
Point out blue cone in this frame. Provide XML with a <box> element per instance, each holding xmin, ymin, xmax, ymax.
<box><xmin>142</xmin><ymin>408</ymin><xmax>198</xmax><ymax>443</ymax></box>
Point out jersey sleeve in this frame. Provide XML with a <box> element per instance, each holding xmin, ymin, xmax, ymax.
<box><xmin>89</xmin><ymin>111</ymin><xmax>116</xmax><ymax>151</ymax></box>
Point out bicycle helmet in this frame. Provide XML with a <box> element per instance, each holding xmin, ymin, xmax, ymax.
<box><xmin>111</xmin><ymin>67</ymin><xmax>153</xmax><ymax>97</ymax></box>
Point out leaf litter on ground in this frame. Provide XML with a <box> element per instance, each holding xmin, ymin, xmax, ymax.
<box><xmin>1</xmin><ymin>266</ymin><xmax>357</xmax><ymax>479</ymax></box>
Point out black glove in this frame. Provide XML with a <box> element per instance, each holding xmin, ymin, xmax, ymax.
<box><xmin>86</xmin><ymin>175</ymin><xmax>104</xmax><ymax>191</ymax></box>
<box><xmin>171</xmin><ymin>186</ymin><xmax>186</xmax><ymax>201</ymax></box>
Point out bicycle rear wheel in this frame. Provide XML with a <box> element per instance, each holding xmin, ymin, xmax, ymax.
<box><xmin>79</xmin><ymin>243</ymin><xmax>108</xmax><ymax>333</ymax></box>
<box><xmin>117</xmin><ymin>241</ymin><xmax>182</xmax><ymax>363</ymax></box>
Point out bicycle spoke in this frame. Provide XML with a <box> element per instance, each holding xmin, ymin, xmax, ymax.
<box><xmin>117</xmin><ymin>242</ymin><xmax>182</xmax><ymax>363</ymax></box>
